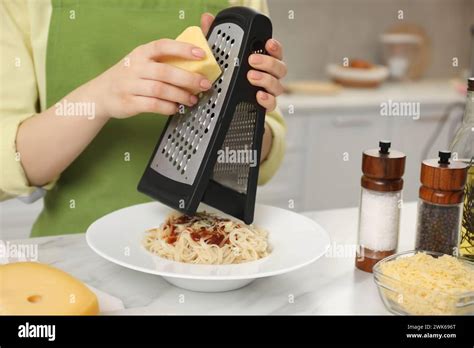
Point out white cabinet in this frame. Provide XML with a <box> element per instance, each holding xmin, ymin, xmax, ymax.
<box><xmin>304</xmin><ymin>108</ymin><xmax>392</xmax><ymax>210</ymax></box>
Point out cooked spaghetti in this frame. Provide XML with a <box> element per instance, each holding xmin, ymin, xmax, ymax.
<box><xmin>143</xmin><ymin>211</ymin><xmax>270</xmax><ymax>264</ymax></box>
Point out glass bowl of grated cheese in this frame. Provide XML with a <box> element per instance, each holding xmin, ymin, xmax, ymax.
<box><xmin>373</xmin><ymin>250</ymin><xmax>474</xmax><ymax>315</ymax></box>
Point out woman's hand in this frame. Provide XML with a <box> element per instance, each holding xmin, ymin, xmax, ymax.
<box><xmin>201</xmin><ymin>13</ymin><xmax>287</xmax><ymax>112</ymax></box>
<box><xmin>17</xmin><ymin>39</ymin><xmax>216</xmax><ymax>186</ymax></box>
<box><xmin>92</xmin><ymin>39</ymin><xmax>214</xmax><ymax>119</ymax></box>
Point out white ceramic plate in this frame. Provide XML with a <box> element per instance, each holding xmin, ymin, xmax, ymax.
<box><xmin>86</xmin><ymin>202</ymin><xmax>330</xmax><ymax>292</ymax></box>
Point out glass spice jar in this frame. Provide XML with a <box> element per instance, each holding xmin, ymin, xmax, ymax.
<box><xmin>415</xmin><ymin>151</ymin><xmax>469</xmax><ymax>255</ymax></box>
<box><xmin>356</xmin><ymin>141</ymin><xmax>406</xmax><ymax>273</ymax></box>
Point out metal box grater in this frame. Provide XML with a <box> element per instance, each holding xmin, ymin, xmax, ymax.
<box><xmin>137</xmin><ymin>7</ymin><xmax>272</xmax><ymax>224</ymax></box>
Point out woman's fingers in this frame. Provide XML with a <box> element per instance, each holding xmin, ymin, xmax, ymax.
<box><xmin>245</xmin><ymin>39</ymin><xmax>285</xmax><ymax>111</ymax></box>
<box><xmin>131</xmin><ymin>80</ymin><xmax>198</xmax><ymax>107</ymax></box>
<box><xmin>265</xmin><ymin>38</ymin><xmax>283</xmax><ymax>60</ymax></box>
<box><xmin>140</xmin><ymin>62</ymin><xmax>212</xmax><ymax>92</ymax></box>
<box><xmin>132</xmin><ymin>96</ymin><xmax>178</xmax><ymax>115</ymax></box>
<box><xmin>140</xmin><ymin>39</ymin><xmax>206</xmax><ymax>61</ymax></box>
<box><xmin>247</xmin><ymin>70</ymin><xmax>284</xmax><ymax>96</ymax></box>
<box><xmin>256</xmin><ymin>91</ymin><xmax>277</xmax><ymax>112</ymax></box>
<box><xmin>249</xmin><ymin>54</ymin><xmax>287</xmax><ymax>79</ymax></box>
<box><xmin>201</xmin><ymin>13</ymin><xmax>215</xmax><ymax>36</ymax></box>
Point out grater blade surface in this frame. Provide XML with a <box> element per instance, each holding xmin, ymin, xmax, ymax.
<box><xmin>211</xmin><ymin>101</ymin><xmax>258</xmax><ymax>194</ymax></box>
<box><xmin>150</xmin><ymin>23</ymin><xmax>244</xmax><ymax>185</ymax></box>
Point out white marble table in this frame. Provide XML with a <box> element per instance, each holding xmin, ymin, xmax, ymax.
<box><xmin>7</xmin><ymin>202</ymin><xmax>419</xmax><ymax>315</ymax></box>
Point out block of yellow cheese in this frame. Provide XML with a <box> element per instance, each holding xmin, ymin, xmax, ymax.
<box><xmin>163</xmin><ymin>26</ymin><xmax>222</xmax><ymax>93</ymax></box>
<box><xmin>0</xmin><ymin>262</ymin><xmax>99</xmax><ymax>315</ymax></box>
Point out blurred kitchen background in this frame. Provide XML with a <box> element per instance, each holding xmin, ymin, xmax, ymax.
<box><xmin>270</xmin><ymin>0</ymin><xmax>473</xmax><ymax>81</ymax></box>
<box><xmin>1</xmin><ymin>0</ymin><xmax>473</xmax><ymax>240</ymax></box>
<box><xmin>256</xmin><ymin>0</ymin><xmax>474</xmax><ymax>210</ymax></box>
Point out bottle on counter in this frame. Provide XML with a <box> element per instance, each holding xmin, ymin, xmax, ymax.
<box><xmin>415</xmin><ymin>151</ymin><xmax>469</xmax><ymax>255</ymax></box>
<box><xmin>356</xmin><ymin>141</ymin><xmax>406</xmax><ymax>273</ymax></box>
<box><xmin>450</xmin><ymin>77</ymin><xmax>474</xmax><ymax>260</ymax></box>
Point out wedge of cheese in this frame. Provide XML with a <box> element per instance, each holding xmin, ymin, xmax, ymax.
<box><xmin>0</xmin><ymin>262</ymin><xmax>99</xmax><ymax>315</ymax></box>
<box><xmin>163</xmin><ymin>26</ymin><xmax>221</xmax><ymax>93</ymax></box>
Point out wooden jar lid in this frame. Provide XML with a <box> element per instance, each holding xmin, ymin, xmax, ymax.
<box><xmin>361</xmin><ymin>141</ymin><xmax>406</xmax><ymax>192</ymax></box>
<box><xmin>419</xmin><ymin>151</ymin><xmax>468</xmax><ymax>204</ymax></box>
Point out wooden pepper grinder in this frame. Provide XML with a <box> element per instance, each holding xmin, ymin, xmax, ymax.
<box><xmin>415</xmin><ymin>151</ymin><xmax>469</xmax><ymax>255</ymax></box>
<box><xmin>356</xmin><ymin>141</ymin><xmax>406</xmax><ymax>273</ymax></box>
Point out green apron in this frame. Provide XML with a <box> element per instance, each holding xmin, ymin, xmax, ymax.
<box><xmin>32</xmin><ymin>0</ymin><xmax>229</xmax><ymax>237</ymax></box>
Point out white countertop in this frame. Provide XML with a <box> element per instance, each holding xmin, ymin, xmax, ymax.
<box><xmin>7</xmin><ymin>201</ymin><xmax>419</xmax><ymax>315</ymax></box>
<box><xmin>278</xmin><ymin>79</ymin><xmax>463</xmax><ymax>113</ymax></box>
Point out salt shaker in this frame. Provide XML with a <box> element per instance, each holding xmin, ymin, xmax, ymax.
<box><xmin>356</xmin><ymin>141</ymin><xmax>406</xmax><ymax>273</ymax></box>
<box><xmin>415</xmin><ymin>151</ymin><xmax>469</xmax><ymax>255</ymax></box>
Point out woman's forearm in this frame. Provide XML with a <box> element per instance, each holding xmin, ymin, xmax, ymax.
<box><xmin>18</xmin><ymin>88</ymin><xmax>274</xmax><ymax>188</ymax></box>
<box><xmin>260</xmin><ymin>122</ymin><xmax>273</xmax><ymax>163</ymax></box>
<box><xmin>16</xmin><ymin>81</ymin><xmax>109</xmax><ymax>186</ymax></box>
